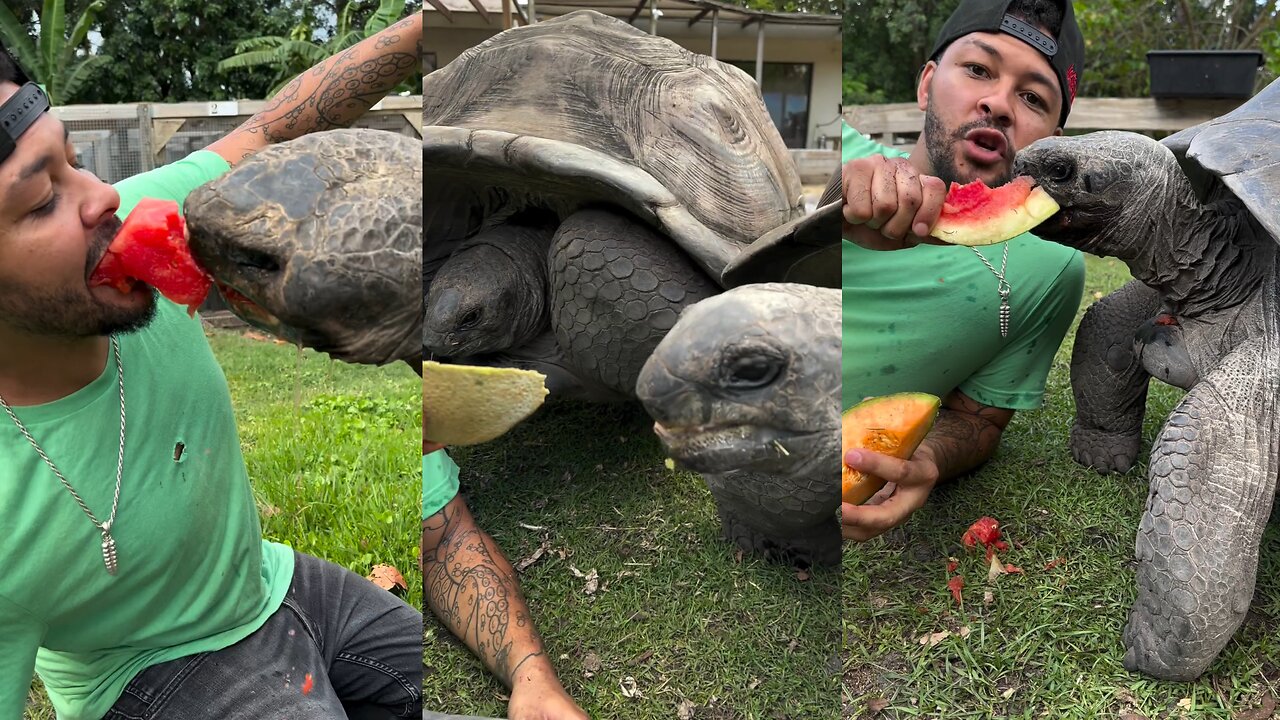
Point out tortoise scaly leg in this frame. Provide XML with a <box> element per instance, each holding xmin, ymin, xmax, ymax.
<box><xmin>1123</xmin><ymin>340</ymin><xmax>1280</xmax><ymax>680</ymax></box>
<box><xmin>1070</xmin><ymin>279</ymin><xmax>1162</xmax><ymax>473</ymax></box>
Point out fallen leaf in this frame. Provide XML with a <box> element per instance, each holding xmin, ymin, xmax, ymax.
<box><xmin>515</xmin><ymin>539</ymin><xmax>551</xmax><ymax>572</ymax></box>
<box><xmin>1177</xmin><ymin>698</ymin><xmax>1192</xmax><ymax>711</ymax></box>
<box><xmin>1044</xmin><ymin>557</ymin><xmax>1064</xmax><ymax>571</ymax></box>
<box><xmin>948</xmin><ymin>575</ymin><xmax>964</xmax><ymax>605</ymax></box>
<box><xmin>1235</xmin><ymin>691</ymin><xmax>1277</xmax><ymax>720</ymax></box>
<box><xmin>582</xmin><ymin>568</ymin><xmax>600</xmax><ymax>595</ymax></box>
<box><xmin>983</xmin><ymin>590</ymin><xmax>995</xmax><ymax>605</ymax></box>
<box><xmin>957</xmin><ymin>626</ymin><xmax>971</xmax><ymax>638</ymax></box>
<box><xmin>1001</xmin><ymin>687</ymin><xmax>1015</xmax><ymax>699</ymax></box>
<box><xmin>517</xmin><ymin>522</ymin><xmax>546</xmax><ymax>531</ymax></box>
<box><xmin>677</xmin><ymin>699</ymin><xmax>696</xmax><ymax>719</ymax></box>
<box><xmin>795</xmin><ymin>569</ymin><xmax>811</xmax><ymax>582</ymax></box>
<box><xmin>866</xmin><ymin>697</ymin><xmax>890</xmax><ymax>714</ymax></box>
<box><xmin>1093</xmin><ymin>291</ymin><xmax>1104</xmax><ymax>299</ymax></box>
<box><xmin>1004</xmin><ymin>564</ymin><xmax>1024</xmax><ymax>574</ymax></box>
<box><xmin>583</xmin><ymin>652</ymin><xmax>602</xmax><ymax>678</ymax></box>
<box><xmin>619</xmin><ymin>675</ymin><xmax>641</xmax><ymax>698</ymax></box>
<box><xmin>917</xmin><ymin>630</ymin><xmax>951</xmax><ymax>646</ymax></box>
<box><xmin>787</xmin><ymin>638</ymin><xmax>800</xmax><ymax>652</ymax></box>
<box><xmin>748</xmin><ymin>677</ymin><xmax>761</xmax><ymax>690</ymax></box>
<box><xmin>988</xmin><ymin>553</ymin><xmax>1007</xmax><ymax>582</ymax></box>
<box><xmin>366</xmin><ymin>564</ymin><xmax>407</xmax><ymax>596</ymax></box>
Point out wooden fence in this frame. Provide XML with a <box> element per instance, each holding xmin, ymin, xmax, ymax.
<box><xmin>843</xmin><ymin>96</ymin><xmax>1245</xmax><ymax>147</ymax></box>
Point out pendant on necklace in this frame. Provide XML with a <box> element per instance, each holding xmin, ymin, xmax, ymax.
<box><xmin>999</xmin><ymin>288</ymin><xmax>1011</xmax><ymax>338</ymax></box>
<box><xmin>101</xmin><ymin>531</ymin><xmax>118</xmax><ymax>575</ymax></box>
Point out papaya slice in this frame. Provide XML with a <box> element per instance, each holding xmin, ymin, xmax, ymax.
<box><xmin>423</xmin><ymin>361</ymin><xmax>549</xmax><ymax>446</ymax></box>
<box><xmin>89</xmin><ymin>198</ymin><xmax>213</xmax><ymax>316</ymax></box>
<box><xmin>842</xmin><ymin>392</ymin><xmax>941</xmax><ymax>505</ymax></box>
<box><xmin>929</xmin><ymin>176</ymin><xmax>1059</xmax><ymax>247</ymax></box>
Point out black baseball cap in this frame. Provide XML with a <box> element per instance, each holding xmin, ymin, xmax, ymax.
<box><xmin>0</xmin><ymin>42</ymin><xmax>46</xmax><ymax>168</ymax></box>
<box><xmin>929</xmin><ymin>0</ymin><xmax>1085</xmax><ymax>127</ymax></box>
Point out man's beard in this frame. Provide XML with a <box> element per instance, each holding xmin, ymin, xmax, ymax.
<box><xmin>923</xmin><ymin>96</ymin><xmax>1013</xmax><ymax>188</ymax></box>
<box><xmin>0</xmin><ymin>216</ymin><xmax>157</xmax><ymax>337</ymax></box>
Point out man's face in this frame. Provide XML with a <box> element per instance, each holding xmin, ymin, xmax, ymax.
<box><xmin>917</xmin><ymin>32</ymin><xmax>1064</xmax><ymax>187</ymax></box>
<box><xmin>0</xmin><ymin>81</ymin><xmax>154</xmax><ymax>338</ymax></box>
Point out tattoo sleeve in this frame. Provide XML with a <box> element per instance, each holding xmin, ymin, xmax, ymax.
<box><xmin>226</xmin><ymin>12</ymin><xmax>422</xmax><ymax>161</ymax></box>
<box><xmin>422</xmin><ymin>495</ymin><xmax>548</xmax><ymax>688</ymax></box>
<box><xmin>920</xmin><ymin>390</ymin><xmax>1014</xmax><ymax>483</ymax></box>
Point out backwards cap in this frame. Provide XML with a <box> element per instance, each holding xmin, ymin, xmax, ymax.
<box><xmin>929</xmin><ymin>0</ymin><xmax>1085</xmax><ymax>127</ymax></box>
<box><xmin>0</xmin><ymin>42</ymin><xmax>49</xmax><ymax>167</ymax></box>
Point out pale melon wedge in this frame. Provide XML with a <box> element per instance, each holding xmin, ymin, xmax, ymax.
<box><xmin>930</xmin><ymin>176</ymin><xmax>1060</xmax><ymax>247</ymax></box>
<box><xmin>423</xmin><ymin>361</ymin><xmax>549</xmax><ymax>446</ymax></box>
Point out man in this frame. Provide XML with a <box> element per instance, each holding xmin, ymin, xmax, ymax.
<box><xmin>841</xmin><ymin>0</ymin><xmax>1086</xmax><ymax>541</ymax></box>
<box><xmin>0</xmin><ymin>14</ymin><xmax>423</xmax><ymax>719</ymax></box>
<box><xmin>423</xmin><ymin>433</ymin><xmax>588</xmax><ymax>720</ymax></box>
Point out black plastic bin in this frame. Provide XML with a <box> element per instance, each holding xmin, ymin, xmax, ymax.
<box><xmin>1147</xmin><ymin>50</ymin><xmax>1263</xmax><ymax>98</ymax></box>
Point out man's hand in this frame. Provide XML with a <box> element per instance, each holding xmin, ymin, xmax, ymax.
<box><xmin>508</xmin><ymin>657</ymin><xmax>590</xmax><ymax>720</ymax></box>
<box><xmin>842</xmin><ymin>155</ymin><xmax>949</xmax><ymax>251</ymax></box>
<box><xmin>841</xmin><ymin>445</ymin><xmax>940</xmax><ymax>542</ymax></box>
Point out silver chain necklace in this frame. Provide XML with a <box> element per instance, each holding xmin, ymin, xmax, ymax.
<box><xmin>0</xmin><ymin>335</ymin><xmax>125</xmax><ymax>575</ymax></box>
<box><xmin>971</xmin><ymin>245</ymin><xmax>1012</xmax><ymax>338</ymax></box>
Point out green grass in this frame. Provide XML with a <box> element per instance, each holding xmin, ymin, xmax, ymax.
<box><xmin>426</xmin><ymin>402</ymin><xmax>842</xmax><ymax>719</ymax></box>
<box><xmin>26</xmin><ymin>327</ymin><xmax>421</xmax><ymax>719</ymax></box>
<box><xmin>844</xmin><ymin>254</ymin><xmax>1280</xmax><ymax>718</ymax></box>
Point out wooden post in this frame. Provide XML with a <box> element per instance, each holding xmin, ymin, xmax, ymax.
<box><xmin>710</xmin><ymin>8</ymin><xmax>718</xmax><ymax>59</ymax></box>
<box><xmin>649</xmin><ymin>0</ymin><xmax>657</xmax><ymax>35</ymax></box>
<box><xmin>528</xmin><ymin>0</ymin><xmax>535</xmax><ymax>24</ymax></box>
<box><xmin>755</xmin><ymin>19</ymin><xmax>765</xmax><ymax>85</ymax></box>
<box><xmin>136</xmin><ymin>103</ymin><xmax>155</xmax><ymax>172</ymax></box>
<box><xmin>503</xmin><ymin>0</ymin><xmax>512</xmax><ymax>29</ymax></box>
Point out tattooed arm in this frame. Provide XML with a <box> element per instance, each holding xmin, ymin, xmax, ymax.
<box><xmin>422</xmin><ymin>495</ymin><xmax>588</xmax><ymax>720</ymax></box>
<box><xmin>841</xmin><ymin>389</ymin><xmax>1014</xmax><ymax>542</ymax></box>
<box><xmin>207</xmin><ymin>12</ymin><xmax>422</xmax><ymax>166</ymax></box>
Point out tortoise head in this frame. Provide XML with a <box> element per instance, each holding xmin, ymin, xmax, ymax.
<box><xmin>1013</xmin><ymin>131</ymin><xmax>1190</xmax><ymax>259</ymax></box>
<box><xmin>186</xmin><ymin>130</ymin><xmax>423</xmax><ymax>366</ymax></box>
<box><xmin>635</xmin><ymin>283</ymin><xmax>840</xmax><ymax>477</ymax></box>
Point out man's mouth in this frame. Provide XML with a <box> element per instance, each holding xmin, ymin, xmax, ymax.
<box><xmin>962</xmin><ymin>128</ymin><xmax>1010</xmax><ymax>166</ymax></box>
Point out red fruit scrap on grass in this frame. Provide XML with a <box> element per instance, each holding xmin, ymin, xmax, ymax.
<box><xmin>89</xmin><ymin>198</ymin><xmax>213</xmax><ymax>316</ymax></box>
<box><xmin>946</xmin><ymin>558</ymin><xmax>959</xmax><ymax>574</ymax></box>
<box><xmin>947</xmin><ymin>575</ymin><xmax>964</xmax><ymax>605</ymax></box>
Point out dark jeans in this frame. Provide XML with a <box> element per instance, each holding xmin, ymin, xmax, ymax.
<box><xmin>104</xmin><ymin>551</ymin><xmax>422</xmax><ymax>719</ymax></box>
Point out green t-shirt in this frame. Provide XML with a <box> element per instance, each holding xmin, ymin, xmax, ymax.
<box><xmin>423</xmin><ymin>451</ymin><xmax>461</xmax><ymax>519</ymax></box>
<box><xmin>0</xmin><ymin>151</ymin><xmax>295</xmax><ymax>720</ymax></box>
<box><xmin>841</xmin><ymin>122</ymin><xmax>1084</xmax><ymax>410</ymax></box>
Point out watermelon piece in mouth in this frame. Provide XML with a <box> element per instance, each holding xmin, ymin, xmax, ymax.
<box><xmin>89</xmin><ymin>198</ymin><xmax>213</xmax><ymax>316</ymax></box>
<box><xmin>929</xmin><ymin>176</ymin><xmax>1060</xmax><ymax>247</ymax></box>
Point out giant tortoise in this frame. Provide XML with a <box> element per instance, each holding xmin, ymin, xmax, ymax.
<box><xmin>186</xmin><ymin>128</ymin><xmax>423</xmax><ymax>368</ymax></box>
<box><xmin>1014</xmin><ymin>77</ymin><xmax>1280</xmax><ymax>680</ymax></box>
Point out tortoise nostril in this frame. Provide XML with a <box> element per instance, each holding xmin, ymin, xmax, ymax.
<box><xmin>229</xmin><ymin>246</ymin><xmax>281</xmax><ymax>274</ymax></box>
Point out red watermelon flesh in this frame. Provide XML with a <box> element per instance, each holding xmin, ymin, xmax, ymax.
<box><xmin>929</xmin><ymin>176</ymin><xmax>1060</xmax><ymax>246</ymax></box>
<box><xmin>89</xmin><ymin>198</ymin><xmax>213</xmax><ymax>316</ymax></box>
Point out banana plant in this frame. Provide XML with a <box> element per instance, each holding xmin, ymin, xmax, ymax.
<box><xmin>218</xmin><ymin>0</ymin><xmax>410</xmax><ymax>98</ymax></box>
<box><xmin>0</xmin><ymin>0</ymin><xmax>109</xmax><ymax>105</ymax></box>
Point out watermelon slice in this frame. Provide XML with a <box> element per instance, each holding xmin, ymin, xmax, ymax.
<box><xmin>929</xmin><ymin>176</ymin><xmax>1060</xmax><ymax>246</ymax></box>
<box><xmin>89</xmin><ymin>198</ymin><xmax>213</xmax><ymax>316</ymax></box>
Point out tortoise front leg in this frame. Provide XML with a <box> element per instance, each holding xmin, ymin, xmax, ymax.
<box><xmin>1070</xmin><ymin>279</ymin><xmax>1162</xmax><ymax>473</ymax></box>
<box><xmin>705</xmin><ymin>470</ymin><xmax>840</xmax><ymax>568</ymax></box>
<box><xmin>1123</xmin><ymin>341</ymin><xmax>1280</xmax><ymax>680</ymax></box>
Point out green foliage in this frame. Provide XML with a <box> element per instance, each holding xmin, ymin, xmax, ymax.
<box><xmin>76</xmin><ymin>1</ymin><xmax>299</xmax><ymax>103</ymax></box>
<box><xmin>741</xmin><ymin>0</ymin><xmax>841</xmax><ymax>13</ymax></box>
<box><xmin>844</xmin><ymin>0</ymin><xmax>1280</xmax><ymax>103</ymax></box>
<box><xmin>0</xmin><ymin>0</ymin><xmax>109</xmax><ymax>104</ymax></box>
<box><xmin>219</xmin><ymin>0</ymin><xmax>417</xmax><ymax>99</ymax></box>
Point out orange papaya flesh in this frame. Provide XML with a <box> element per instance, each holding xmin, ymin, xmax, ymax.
<box><xmin>841</xmin><ymin>392</ymin><xmax>941</xmax><ymax>505</ymax></box>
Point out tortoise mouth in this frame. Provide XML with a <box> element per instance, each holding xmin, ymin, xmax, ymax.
<box><xmin>654</xmin><ymin>422</ymin><xmax>819</xmax><ymax>473</ymax></box>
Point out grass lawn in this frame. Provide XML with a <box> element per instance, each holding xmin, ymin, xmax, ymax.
<box><xmin>845</xmin><ymin>254</ymin><xmax>1280</xmax><ymax>718</ymax></box>
<box><xmin>426</xmin><ymin>402</ymin><xmax>842</xmax><ymax>718</ymax></box>
<box><xmin>26</xmin><ymin>326</ymin><xmax>421</xmax><ymax>719</ymax></box>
